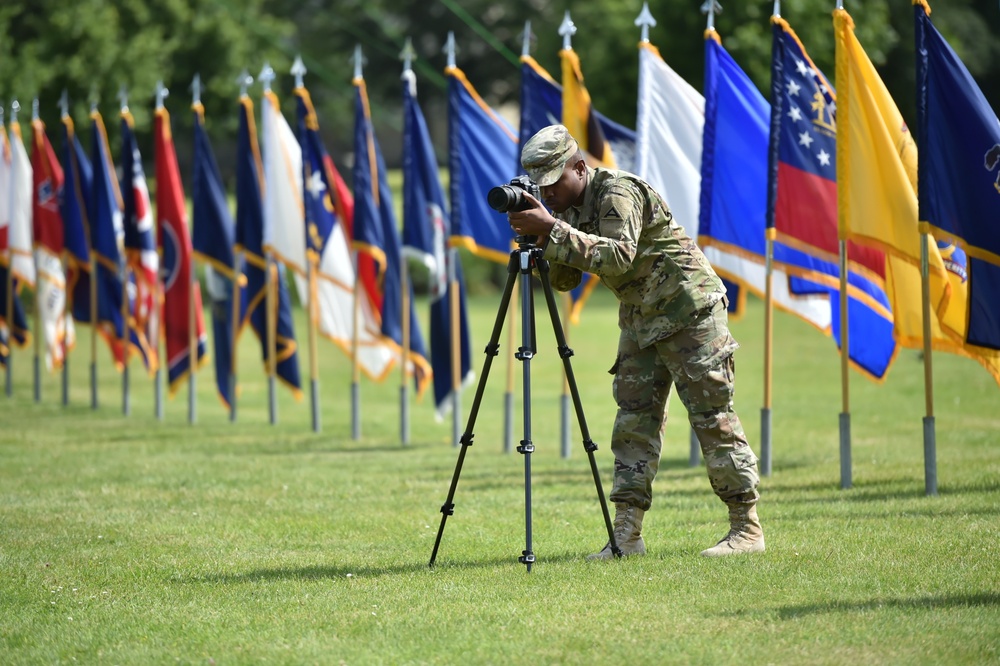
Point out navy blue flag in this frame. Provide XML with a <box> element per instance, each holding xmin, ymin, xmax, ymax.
<box><xmin>403</xmin><ymin>68</ymin><xmax>473</xmax><ymax>414</ymax></box>
<box><xmin>59</xmin><ymin>116</ymin><xmax>95</xmax><ymax>327</ymax></box>
<box><xmin>0</xmin><ymin>264</ymin><xmax>29</xmax><ymax>367</ymax></box>
<box><xmin>355</xmin><ymin>76</ymin><xmax>432</xmax><ymax>395</ymax></box>
<box><xmin>447</xmin><ymin>65</ymin><xmax>519</xmax><ymax>264</ymax></box>
<box><xmin>234</xmin><ymin>96</ymin><xmax>302</xmax><ymax>397</ymax></box>
<box><xmin>767</xmin><ymin>18</ymin><xmax>898</xmax><ymax>380</ymax></box>
<box><xmin>90</xmin><ymin>110</ymin><xmax>143</xmax><ymax>369</ymax></box>
<box><xmin>192</xmin><ymin>104</ymin><xmax>245</xmax><ymax>408</ymax></box>
<box><xmin>916</xmin><ymin>2</ymin><xmax>1000</xmax><ymax>358</ymax></box>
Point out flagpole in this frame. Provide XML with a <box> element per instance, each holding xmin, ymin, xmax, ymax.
<box><xmin>60</xmin><ymin>94</ymin><xmax>71</xmax><ymax>406</ymax></box>
<box><xmin>118</xmin><ymin>89</ymin><xmax>132</xmax><ymax>418</ymax></box>
<box><xmin>350</xmin><ymin>48</ymin><xmax>364</xmax><ymax>441</ymax></box>
<box><xmin>3</xmin><ymin>103</ymin><xmax>12</xmax><ymax>397</ymax></box>
<box><xmin>833</xmin><ymin>0</ymin><xmax>852</xmax><ymax>490</ymax></box>
<box><xmin>449</xmin><ymin>248</ymin><xmax>462</xmax><ymax>448</ymax></box>
<box><xmin>919</xmin><ymin>229</ymin><xmax>936</xmax><ymax>495</ymax></box>
<box><xmin>259</xmin><ymin>63</ymin><xmax>279</xmax><ymax>426</ymax></box>
<box><xmin>29</xmin><ymin>100</ymin><xmax>42</xmax><ymax>403</ymax></box>
<box><xmin>87</xmin><ymin>97</ymin><xmax>99</xmax><ymax>410</ymax></box>
<box><xmin>560</xmin><ymin>292</ymin><xmax>572</xmax><ymax>459</ymax></box>
<box><xmin>761</xmin><ymin>2</ymin><xmax>778</xmax><ymax>478</ymax></box>
<box><xmin>401</xmin><ymin>256</ymin><xmax>411</xmax><ymax>445</ymax></box>
<box><xmin>232</xmin><ymin>72</ymin><xmax>253</xmax><ymax>424</ymax></box>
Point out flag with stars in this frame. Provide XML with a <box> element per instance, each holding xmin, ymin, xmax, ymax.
<box><xmin>767</xmin><ymin>17</ymin><xmax>897</xmax><ymax>380</ymax></box>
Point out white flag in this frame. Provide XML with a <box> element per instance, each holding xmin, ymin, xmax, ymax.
<box><xmin>8</xmin><ymin>122</ymin><xmax>34</xmax><ymax>287</ymax></box>
<box><xmin>260</xmin><ymin>91</ymin><xmax>395</xmax><ymax>380</ymax></box>
<box><xmin>635</xmin><ymin>42</ymin><xmax>830</xmax><ymax>329</ymax></box>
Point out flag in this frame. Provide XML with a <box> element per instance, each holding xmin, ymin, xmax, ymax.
<box><xmin>120</xmin><ymin>112</ymin><xmax>158</xmax><ymax>372</ymax></box>
<box><xmin>191</xmin><ymin>104</ymin><xmax>244</xmax><ymax>408</ymax></box>
<box><xmin>446</xmin><ymin>65</ymin><xmax>519</xmax><ymax>263</ymax></box>
<box><xmin>403</xmin><ymin>68</ymin><xmax>473</xmax><ymax>416</ymax></box>
<box><xmin>89</xmin><ymin>110</ymin><xmax>133</xmax><ymax>368</ymax></box>
<box><xmin>699</xmin><ymin>30</ymin><xmax>833</xmax><ymax>331</ymax></box>
<box><xmin>561</xmin><ymin>47</ymin><xmax>616</xmax><ymax>168</ymax></box>
<box><xmin>234</xmin><ymin>95</ymin><xmax>301</xmax><ymax>397</ymax></box>
<box><xmin>0</xmin><ymin>123</ymin><xmax>29</xmax><ymax>365</ymax></box>
<box><xmin>295</xmin><ymin>86</ymin><xmax>395</xmax><ymax>381</ymax></box>
<box><xmin>518</xmin><ymin>54</ymin><xmax>615</xmax><ymax>323</ymax></box>
<box><xmin>914</xmin><ymin>1</ymin><xmax>1000</xmax><ymax>378</ymax></box>
<box><xmin>354</xmin><ymin>76</ymin><xmax>432</xmax><ymax>394</ymax></box>
<box><xmin>59</xmin><ymin>115</ymin><xmax>94</xmax><ymax>329</ymax></box>
<box><xmin>836</xmin><ymin>7</ymin><xmax>999</xmax><ymax>385</ymax></box>
<box><xmin>154</xmin><ymin>105</ymin><xmax>208</xmax><ymax>393</ymax></box>
<box><xmin>8</xmin><ymin>120</ymin><xmax>34</xmax><ymax>288</ymax></box>
<box><xmin>767</xmin><ymin>18</ymin><xmax>898</xmax><ymax>380</ymax></box>
<box><xmin>31</xmin><ymin>117</ymin><xmax>74</xmax><ymax>370</ymax></box>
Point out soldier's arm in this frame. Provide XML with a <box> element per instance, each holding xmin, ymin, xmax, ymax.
<box><xmin>543</xmin><ymin>262</ymin><xmax>583</xmax><ymax>291</ymax></box>
<box><xmin>542</xmin><ymin>182</ymin><xmax>642</xmax><ymax>277</ymax></box>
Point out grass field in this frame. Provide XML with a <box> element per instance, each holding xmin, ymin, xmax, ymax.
<box><xmin>2</xmin><ymin>287</ymin><xmax>998</xmax><ymax>665</ymax></box>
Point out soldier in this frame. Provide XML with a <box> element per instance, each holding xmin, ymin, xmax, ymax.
<box><xmin>507</xmin><ymin>125</ymin><xmax>764</xmax><ymax>559</ymax></box>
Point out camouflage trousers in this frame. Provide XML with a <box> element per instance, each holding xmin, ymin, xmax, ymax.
<box><xmin>609</xmin><ymin>300</ymin><xmax>760</xmax><ymax>511</ymax></box>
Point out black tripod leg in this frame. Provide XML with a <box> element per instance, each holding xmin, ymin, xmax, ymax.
<box><xmin>515</xmin><ymin>252</ymin><xmax>536</xmax><ymax>572</ymax></box>
<box><xmin>536</xmin><ymin>259</ymin><xmax>622</xmax><ymax>558</ymax></box>
<box><xmin>429</xmin><ymin>255</ymin><xmax>519</xmax><ymax>567</ymax></box>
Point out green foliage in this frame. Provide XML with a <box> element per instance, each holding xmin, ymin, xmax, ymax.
<box><xmin>1</xmin><ymin>292</ymin><xmax>999</xmax><ymax>663</ymax></box>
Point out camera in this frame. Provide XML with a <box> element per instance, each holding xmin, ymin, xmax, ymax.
<box><xmin>487</xmin><ymin>175</ymin><xmax>540</xmax><ymax>213</ymax></box>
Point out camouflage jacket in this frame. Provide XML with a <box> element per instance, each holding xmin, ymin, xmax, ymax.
<box><xmin>543</xmin><ymin>167</ymin><xmax>725</xmax><ymax>347</ymax></box>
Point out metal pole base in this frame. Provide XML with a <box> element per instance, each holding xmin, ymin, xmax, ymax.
<box><xmin>839</xmin><ymin>412</ymin><xmax>852</xmax><ymax>490</ymax></box>
<box><xmin>760</xmin><ymin>407</ymin><xmax>772</xmax><ymax>476</ymax></box>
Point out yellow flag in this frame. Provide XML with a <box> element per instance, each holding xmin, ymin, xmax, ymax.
<box><xmin>560</xmin><ymin>48</ymin><xmax>616</xmax><ymax>168</ymax></box>
<box><xmin>835</xmin><ymin>8</ymin><xmax>1000</xmax><ymax>384</ymax></box>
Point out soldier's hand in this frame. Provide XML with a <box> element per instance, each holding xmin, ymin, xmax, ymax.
<box><xmin>507</xmin><ymin>192</ymin><xmax>555</xmax><ymax>240</ymax></box>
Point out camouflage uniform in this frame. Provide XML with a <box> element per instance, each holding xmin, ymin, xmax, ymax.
<box><xmin>539</xmin><ymin>166</ymin><xmax>759</xmax><ymax>512</ymax></box>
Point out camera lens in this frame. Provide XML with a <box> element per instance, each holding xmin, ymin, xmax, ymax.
<box><xmin>487</xmin><ymin>185</ymin><xmax>520</xmax><ymax>213</ymax></box>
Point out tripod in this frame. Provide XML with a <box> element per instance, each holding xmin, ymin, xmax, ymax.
<box><xmin>428</xmin><ymin>238</ymin><xmax>621</xmax><ymax>572</ymax></box>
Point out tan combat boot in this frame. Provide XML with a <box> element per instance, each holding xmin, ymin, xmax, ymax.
<box><xmin>700</xmin><ymin>502</ymin><xmax>765</xmax><ymax>557</ymax></box>
<box><xmin>587</xmin><ymin>502</ymin><xmax>646</xmax><ymax>561</ymax></box>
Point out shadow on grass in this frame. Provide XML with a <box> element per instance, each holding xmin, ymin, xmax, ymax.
<box><xmin>768</xmin><ymin>477</ymin><xmax>1000</xmax><ymax>502</ymax></box>
<box><xmin>185</xmin><ymin>551</ymin><xmax>587</xmax><ymax>584</ymax></box>
<box><xmin>774</xmin><ymin>592</ymin><xmax>1000</xmax><ymax>619</ymax></box>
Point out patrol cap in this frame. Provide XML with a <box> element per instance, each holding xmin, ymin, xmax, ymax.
<box><xmin>520</xmin><ymin>124</ymin><xmax>580</xmax><ymax>187</ymax></box>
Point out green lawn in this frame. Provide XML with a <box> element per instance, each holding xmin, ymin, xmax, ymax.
<box><xmin>2</xmin><ymin>287</ymin><xmax>998</xmax><ymax>664</ymax></box>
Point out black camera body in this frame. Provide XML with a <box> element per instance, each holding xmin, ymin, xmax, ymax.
<box><xmin>487</xmin><ymin>175</ymin><xmax>541</xmax><ymax>213</ymax></box>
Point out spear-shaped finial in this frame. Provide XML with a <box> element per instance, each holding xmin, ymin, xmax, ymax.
<box><xmin>89</xmin><ymin>85</ymin><xmax>99</xmax><ymax>113</ymax></box>
<box><xmin>635</xmin><ymin>2</ymin><xmax>657</xmax><ymax>43</ymax></box>
<box><xmin>10</xmin><ymin>99</ymin><xmax>20</xmax><ymax>123</ymax></box>
<box><xmin>836</xmin><ymin>0</ymin><xmax>844</xmax><ymax>9</ymax></box>
<box><xmin>559</xmin><ymin>11</ymin><xmax>576</xmax><ymax>50</ymax></box>
<box><xmin>259</xmin><ymin>62</ymin><xmax>275</xmax><ymax>93</ymax></box>
<box><xmin>59</xmin><ymin>90</ymin><xmax>69</xmax><ymax>119</ymax></box>
<box><xmin>399</xmin><ymin>38</ymin><xmax>416</xmax><ymax>73</ymax></box>
<box><xmin>351</xmin><ymin>45</ymin><xmax>365</xmax><ymax>80</ymax></box>
<box><xmin>32</xmin><ymin>98</ymin><xmax>39</xmax><ymax>121</ymax></box>
<box><xmin>237</xmin><ymin>69</ymin><xmax>253</xmax><ymax>97</ymax></box>
<box><xmin>117</xmin><ymin>84</ymin><xmax>129</xmax><ymax>113</ymax></box>
<box><xmin>773</xmin><ymin>0</ymin><xmax>781</xmax><ymax>17</ymax></box>
<box><xmin>0</xmin><ymin>105</ymin><xmax>5</xmax><ymax>126</ymax></box>
<box><xmin>701</xmin><ymin>0</ymin><xmax>723</xmax><ymax>30</ymax></box>
<box><xmin>156</xmin><ymin>81</ymin><xmax>170</xmax><ymax>110</ymax></box>
<box><xmin>521</xmin><ymin>20</ymin><xmax>534</xmax><ymax>57</ymax></box>
<box><xmin>444</xmin><ymin>32</ymin><xmax>456</xmax><ymax>69</ymax></box>
<box><xmin>291</xmin><ymin>56</ymin><xmax>307</xmax><ymax>88</ymax></box>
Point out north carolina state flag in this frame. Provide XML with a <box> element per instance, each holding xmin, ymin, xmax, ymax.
<box><xmin>154</xmin><ymin>106</ymin><xmax>207</xmax><ymax>393</ymax></box>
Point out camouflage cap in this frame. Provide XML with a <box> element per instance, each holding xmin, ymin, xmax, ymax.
<box><xmin>521</xmin><ymin>124</ymin><xmax>579</xmax><ymax>187</ymax></box>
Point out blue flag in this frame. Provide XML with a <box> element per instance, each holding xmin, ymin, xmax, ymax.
<box><xmin>447</xmin><ymin>65</ymin><xmax>519</xmax><ymax>263</ymax></box>
<box><xmin>403</xmin><ymin>69</ymin><xmax>473</xmax><ymax>414</ymax></box>
<box><xmin>354</xmin><ymin>76</ymin><xmax>432</xmax><ymax>394</ymax></box>
<box><xmin>916</xmin><ymin>3</ymin><xmax>1000</xmax><ymax>356</ymax></box>
<box><xmin>89</xmin><ymin>110</ymin><xmax>141</xmax><ymax>369</ymax></box>
<box><xmin>191</xmin><ymin>105</ymin><xmax>245</xmax><ymax>408</ymax></box>
<box><xmin>767</xmin><ymin>18</ymin><xmax>898</xmax><ymax>380</ymax></box>
<box><xmin>58</xmin><ymin>116</ymin><xmax>95</xmax><ymax>328</ymax></box>
<box><xmin>234</xmin><ymin>96</ymin><xmax>302</xmax><ymax>397</ymax></box>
